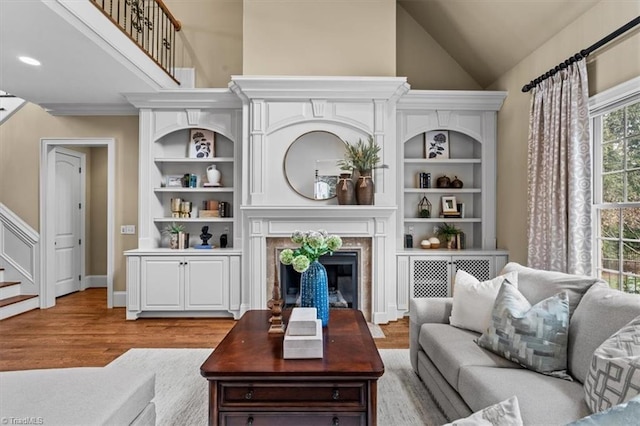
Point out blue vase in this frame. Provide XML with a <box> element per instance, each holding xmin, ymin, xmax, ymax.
<box><xmin>300</xmin><ymin>260</ymin><xmax>330</xmax><ymax>327</ymax></box>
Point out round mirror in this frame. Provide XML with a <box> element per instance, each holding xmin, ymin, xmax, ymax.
<box><xmin>284</xmin><ymin>131</ymin><xmax>346</xmax><ymax>200</ymax></box>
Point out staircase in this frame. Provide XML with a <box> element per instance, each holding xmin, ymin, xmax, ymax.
<box><xmin>0</xmin><ymin>91</ymin><xmax>26</xmax><ymax>125</ymax></box>
<box><xmin>0</xmin><ymin>267</ymin><xmax>38</xmax><ymax>320</ymax></box>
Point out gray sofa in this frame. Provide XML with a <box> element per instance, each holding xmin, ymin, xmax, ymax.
<box><xmin>410</xmin><ymin>262</ymin><xmax>640</xmax><ymax>425</ymax></box>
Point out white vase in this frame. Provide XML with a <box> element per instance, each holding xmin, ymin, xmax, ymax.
<box><xmin>206</xmin><ymin>165</ymin><xmax>221</xmax><ymax>186</ymax></box>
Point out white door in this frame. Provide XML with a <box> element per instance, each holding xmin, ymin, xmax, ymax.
<box><xmin>54</xmin><ymin>149</ymin><xmax>83</xmax><ymax>297</ymax></box>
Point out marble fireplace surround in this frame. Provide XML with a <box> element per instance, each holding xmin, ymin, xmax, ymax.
<box><xmin>266</xmin><ymin>236</ymin><xmax>372</xmax><ymax>321</ymax></box>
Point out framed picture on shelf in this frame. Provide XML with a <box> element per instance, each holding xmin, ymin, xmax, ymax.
<box><xmin>425</xmin><ymin>131</ymin><xmax>449</xmax><ymax>159</ymax></box>
<box><xmin>456</xmin><ymin>202</ymin><xmax>465</xmax><ymax>218</ymax></box>
<box><xmin>165</xmin><ymin>175</ymin><xmax>183</xmax><ymax>187</ymax></box>
<box><xmin>189</xmin><ymin>129</ymin><xmax>215</xmax><ymax>158</ymax></box>
<box><xmin>441</xmin><ymin>196</ymin><xmax>458</xmax><ymax>213</ymax></box>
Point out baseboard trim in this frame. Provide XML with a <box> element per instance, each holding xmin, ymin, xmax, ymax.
<box><xmin>113</xmin><ymin>291</ymin><xmax>126</xmax><ymax>307</ymax></box>
<box><xmin>85</xmin><ymin>275</ymin><xmax>107</xmax><ymax>288</ymax></box>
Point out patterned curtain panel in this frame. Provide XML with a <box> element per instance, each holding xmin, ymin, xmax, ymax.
<box><xmin>527</xmin><ymin>60</ymin><xmax>591</xmax><ymax>275</ymax></box>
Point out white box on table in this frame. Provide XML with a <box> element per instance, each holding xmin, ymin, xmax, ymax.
<box><xmin>288</xmin><ymin>307</ymin><xmax>319</xmax><ymax>336</ymax></box>
<box><xmin>283</xmin><ymin>319</ymin><xmax>323</xmax><ymax>359</ymax></box>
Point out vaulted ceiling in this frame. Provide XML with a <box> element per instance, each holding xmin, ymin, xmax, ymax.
<box><xmin>0</xmin><ymin>0</ymin><xmax>605</xmax><ymax>114</ymax></box>
<box><xmin>398</xmin><ymin>0</ymin><xmax>601</xmax><ymax>87</ymax></box>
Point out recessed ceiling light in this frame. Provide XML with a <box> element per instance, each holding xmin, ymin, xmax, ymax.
<box><xmin>18</xmin><ymin>56</ymin><xmax>41</xmax><ymax>66</ymax></box>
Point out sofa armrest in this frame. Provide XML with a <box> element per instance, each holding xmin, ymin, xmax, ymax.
<box><xmin>409</xmin><ymin>297</ymin><xmax>453</xmax><ymax>373</ymax></box>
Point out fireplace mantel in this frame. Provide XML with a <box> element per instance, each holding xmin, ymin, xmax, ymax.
<box><xmin>241</xmin><ymin>205</ymin><xmax>397</xmax><ymax>219</ymax></box>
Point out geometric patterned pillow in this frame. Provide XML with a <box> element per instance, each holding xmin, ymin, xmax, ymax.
<box><xmin>584</xmin><ymin>316</ymin><xmax>640</xmax><ymax>413</ymax></box>
<box><xmin>477</xmin><ymin>280</ymin><xmax>572</xmax><ymax>380</ymax></box>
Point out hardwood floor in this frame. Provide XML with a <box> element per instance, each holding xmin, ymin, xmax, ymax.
<box><xmin>0</xmin><ymin>289</ymin><xmax>409</xmax><ymax>372</ymax></box>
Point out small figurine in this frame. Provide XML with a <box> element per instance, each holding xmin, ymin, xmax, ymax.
<box><xmin>194</xmin><ymin>226</ymin><xmax>213</xmax><ymax>249</ymax></box>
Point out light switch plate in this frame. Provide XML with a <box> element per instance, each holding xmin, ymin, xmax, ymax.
<box><xmin>120</xmin><ymin>225</ymin><xmax>136</xmax><ymax>234</ymax></box>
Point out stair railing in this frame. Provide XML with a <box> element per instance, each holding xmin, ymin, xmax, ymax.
<box><xmin>91</xmin><ymin>0</ymin><xmax>182</xmax><ymax>83</ymax></box>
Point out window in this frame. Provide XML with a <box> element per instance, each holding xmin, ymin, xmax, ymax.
<box><xmin>592</xmin><ymin>78</ymin><xmax>640</xmax><ymax>294</ymax></box>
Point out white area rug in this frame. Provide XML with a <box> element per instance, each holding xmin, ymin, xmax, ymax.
<box><xmin>108</xmin><ymin>348</ymin><xmax>446</xmax><ymax>426</ymax></box>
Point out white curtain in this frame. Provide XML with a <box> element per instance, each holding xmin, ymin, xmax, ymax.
<box><xmin>527</xmin><ymin>60</ymin><xmax>591</xmax><ymax>275</ymax></box>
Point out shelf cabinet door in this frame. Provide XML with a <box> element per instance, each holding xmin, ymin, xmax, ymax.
<box><xmin>141</xmin><ymin>257</ymin><xmax>184</xmax><ymax>310</ymax></box>
<box><xmin>451</xmin><ymin>256</ymin><xmax>494</xmax><ymax>282</ymax></box>
<box><xmin>409</xmin><ymin>256</ymin><xmax>452</xmax><ymax>298</ymax></box>
<box><xmin>184</xmin><ymin>256</ymin><xmax>229</xmax><ymax>310</ymax></box>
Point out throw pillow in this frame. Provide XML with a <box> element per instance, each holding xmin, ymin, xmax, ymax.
<box><xmin>449</xmin><ymin>270</ymin><xmax>518</xmax><ymax>334</ymax></box>
<box><xmin>477</xmin><ymin>280</ymin><xmax>572</xmax><ymax>380</ymax></box>
<box><xmin>568</xmin><ymin>394</ymin><xmax>640</xmax><ymax>425</ymax></box>
<box><xmin>443</xmin><ymin>396</ymin><xmax>523</xmax><ymax>426</ymax></box>
<box><xmin>583</xmin><ymin>315</ymin><xmax>640</xmax><ymax>413</ymax></box>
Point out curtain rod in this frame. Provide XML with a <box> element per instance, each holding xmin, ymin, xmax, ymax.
<box><xmin>521</xmin><ymin>16</ymin><xmax>640</xmax><ymax>93</ymax></box>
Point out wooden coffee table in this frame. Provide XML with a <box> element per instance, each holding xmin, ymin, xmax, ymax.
<box><xmin>200</xmin><ymin>309</ymin><xmax>384</xmax><ymax>426</ymax></box>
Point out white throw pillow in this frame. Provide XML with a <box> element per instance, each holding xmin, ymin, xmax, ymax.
<box><xmin>449</xmin><ymin>270</ymin><xmax>518</xmax><ymax>334</ymax></box>
<box><xmin>444</xmin><ymin>396</ymin><xmax>523</xmax><ymax>426</ymax></box>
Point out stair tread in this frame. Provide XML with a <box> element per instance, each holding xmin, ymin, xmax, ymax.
<box><xmin>0</xmin><ymin>281</ymin><xmax>21</xmax><ymax>288</ymax></box>
<box><xmin>0</xmin><ymin>294</ymin><xmax>37</xmax><ymax>308</ymax></box>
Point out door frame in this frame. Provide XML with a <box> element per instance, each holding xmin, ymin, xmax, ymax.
<box><xmin>53</xmin><ymin>146</ymin><xmax>86</xmax><ymax>296</ymax></box>
<box><xmin>40</xmin><ymin>138</ymin><xmax>115</xmax><ymax>308</ymax></box>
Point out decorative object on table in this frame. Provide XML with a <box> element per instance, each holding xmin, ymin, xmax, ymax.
<box><xmin>267</xmin><ymin>257</ymin><xmax>285</xmax><ymax>334</ymax></box>
<box><xmin>219</xmin><ymin>233</ymin><xmax>228</xmax><ymax>248</ymax></box>
<box><xmin>337</xmin><ymin>135</ymin><xmax>387</xmax><ymax>205</ymax></box>
<box><xmin>205</xmin><ymin>164</ymin><xmax>221</xmax><ymax>186</ymax></box>
<box><xmin>189</xmin><ymin>129</ymin><xmax>215</xmax><ymax>159</ymax></box>
<box><xmin>418</xmin><ymin>172</ymin><xmax>431</xmax><ymax>188</ymax></box>
<box><xmin>450</xmin><ymin>176</ymin><xmax>463</xmax><ymax>188</ymax></box>
<box><xmin>180</xmin><ymin>201</ymin><xmax>192</xmax><ymax>218</ymax></box>
<box><xmin>163</xmin><ymin>222</ymin><xmax>185</xmax><ymax>249</ymax></box>
<box><xmin>436</xmin><ymin>175</ymin><xmax>451</xmax><ymax>188</ymax></box>
<box><xmin>314</xmin><ymin>159</ymin><xmax>340</xmax><ymax>200</ymax></box>
<box><xmin>194</xmin><ymin>226</ymin><xmax>213</xmax><ymax>249</ymax></box>
<box><xmin>435</xmin><ymin>223</ymin><xmax>459</xmax><ymax>249</ymax></box>
<box><xmin>441</xmin><ymin>196</ymin><xmax>459</xmax><ymax>217</ymax></box>
<box><xmin>455</xmin><ymin>232</ymin><xmax>466</xmax><ymax>249</ymax></box>
<box><xmin>336</xmin><ymin>172</ymin><xmax>356</xmax><ymax>205</ymax></box>
<box><xmin>418</xmin><ymin>195</ymin><xmax>432</xmax><ymax>218</ymax></box>
<box><xmin>420</xmin><ymin>240</ymin><xmax>431</xmax><ymax>249</ymax></box>
<box><xmin>456</xmin><ymin>202</ymin><xmax>465</xmax><ymax>218</ymax></box>
<box><xmin>283</xmin><ymin>308</ymin><xmax>323</xmax><ymax>359</ymax></box>
<box><xmin>279</xmin><ymin>230</ymin><xmax>343</xmax><ymax>327</ymax></box>
<box><xmin>166</xmin><ymin>175</ymin><xmax>183</xmax><ymax>188</ymax></box>
<box><xmin>424</xmin><ymin>130</ymin><xmax>449</xmax><ymax>159</ymax></box>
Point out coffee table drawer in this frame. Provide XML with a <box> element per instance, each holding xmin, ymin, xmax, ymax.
<box><xmin>221</xmin><ymin>412</ymin><xmax>366</xmax><ymax>426</ymax></box>
<box><xmin>219</xmin><ymin>382</ymin><xmax>366</xmax><ymax>408</ymax></box>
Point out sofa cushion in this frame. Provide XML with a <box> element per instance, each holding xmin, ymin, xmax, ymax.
<box><xmin>501</xmin><ymin>262</ymin><xmax>599</xmax><ymax>317</ymax></box>
<box><xmin>458</xmin><ymin>365</ymin><xmax>590</xmax><ymax>425</ymax></box>
<box><xmin>568</xmin><ymin>282</ymin><xmax>640</xmax><ymax>383</ymax></box>
<box><xmin>449</xmin><ymin>270</ymin><xmax>518</xmax><ymax>334</ymax></box>
<box><xmin>477</xmin><ymin>280</ymin><xmax>571</xmax><ymax>380</ymax></box>
<box><xmin>583</xmin><ymin>315</ymin><xmax>640</xmax><ymax>413</ymax></box>
<box><xmin>419</xmin><ymin>323</ymin><xmax>520</xmax><ymax>391</ymax></box>
<box><xmin>0</xmin><ymin>366</ymin><xmax>155</xmax><ymax>425</ymax></box>
<box><xmin>444</xmin><ymin>396</ymin><xmax>523</xmax><ymax>426</ymax></box>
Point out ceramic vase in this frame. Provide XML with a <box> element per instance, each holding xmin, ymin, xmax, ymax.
<box><xmin>300</xmin><ymin>260</ymin><xmax>329</xmax><ymax>327</ymax></box>
<box><xmin>169</xmin><ymin>233</ymin><xmax>179</xmax><ymax>249</ymax></box>
<box><xmin>206</xmin><ymin>164</ymin><xmax>221</xmax><ymax>186</ymax></box>
<box><xmin>356</xmin><ymin>170</ymin><xmax>374</xmax><ymax>205</ymax></box>
<box><xmin>336</xmin><ymin>173</ymin><xmax>356</xmax><ymax>205</ymax></box>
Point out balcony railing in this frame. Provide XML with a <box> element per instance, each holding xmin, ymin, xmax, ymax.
<box><xmin>91</xmin><ymin>0</ymin><xmax>181</xmax><ymax>83</ymax></box>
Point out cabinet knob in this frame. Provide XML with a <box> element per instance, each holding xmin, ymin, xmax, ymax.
<box><xmin>246</xmin><ymin>416</ymin><xmax>254</xmax><ymax>425</ymax></box>
<box><xmin>245</xmin><ymin>389</ymin><xmax>253</xmax><ymax>400</ymax></box>
<box><xmin>332</xmin><ymin>389</ymin><xmax>340</xmax><ymax>400</ymax></box>
<box><xmin>332</xmin><ymin>417</ymin><xmax>340</xmax><ymax>426</ymax></box>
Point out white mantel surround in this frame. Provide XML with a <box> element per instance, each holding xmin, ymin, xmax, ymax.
<box><xmin>231</xmin><ymin>76</ymin><xmax>410</xmax><ymax>324</ymax></box>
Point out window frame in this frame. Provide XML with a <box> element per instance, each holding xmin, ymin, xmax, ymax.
<box><xmin>590</xmin><ymin>76</ymin><xmax>640</xmax><ymax>292</ymax></box>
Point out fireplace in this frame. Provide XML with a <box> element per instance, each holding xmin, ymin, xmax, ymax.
<box><xmin>280</xmin><ymin>251</ymin><xmax>358</xmax><ymax>309</ymax></box>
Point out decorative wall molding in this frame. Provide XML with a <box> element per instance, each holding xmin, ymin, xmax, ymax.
<box><xmin>0</xmin><ymin>203</ymin><xmax>39</xmax><ymax>295</ymax></box>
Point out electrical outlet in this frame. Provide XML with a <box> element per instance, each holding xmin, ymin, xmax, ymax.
<box><xmin>120</xmin><ymin>225</ymin><xmax>136</xmax><ymax>235</ymax></box>
<box><xmin>223</xmin><ymin>227</ymin><xmax>229</xmax><ymax>233</ymax></box>
<box><xmin>408</xmin><ymin>226</ymin><xmax>414</xmax><ymax>233</ymax></box>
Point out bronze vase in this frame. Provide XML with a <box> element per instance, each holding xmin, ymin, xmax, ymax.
<box><xmin>356</xmin><ymin>170</ymin><xmax>374</xmax><ymax>205</ymax></box>
<box><xmin>336</xmin><ymin>173</ymin><xmax>356</xmax><ymax>205</ymax></box>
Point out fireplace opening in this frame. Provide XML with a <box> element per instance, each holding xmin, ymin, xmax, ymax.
<box><xmin>280</xmin><ymin>251</ymin><xmax>358</xmax><ymax>310</ymax></box>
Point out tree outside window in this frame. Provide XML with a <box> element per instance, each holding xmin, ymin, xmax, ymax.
<box><xmin>594</xmin><ymin>96</ymin><xmax>640</xmax><ymax>294</ymax></box>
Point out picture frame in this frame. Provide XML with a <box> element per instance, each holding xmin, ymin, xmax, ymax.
<box><xmin>442</xmin><ymin>196</ymin><xmax>458</xmax><ymax>213</ymax></box>
<box><xmin>165</xmin><ymin>175</ymin><xmax>183</xmax><ymax>187</ymax></box>
<box><xmin>189</xmin><ymin>129</ymin><xmax>215</xmax><ymax>159</ymax></box>
<box><xmin>425</xmin><ymin>130</ymin><xmax>450</xmax><ymax>159</ymax></box>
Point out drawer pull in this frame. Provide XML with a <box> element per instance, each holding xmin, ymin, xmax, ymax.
<box><xmin>332</xmin><ymin>389</ymin><xmax>340</xmax><ymax>400</ymax></box>
<box><xmin>332</xmin><ymin>417</ymin><xmax>339</xmax><ymax>426</ymax></box>
<box><xmin>247</xmin><ymin>416</ymin><xmax>254</xmax><ymax>425</ymax></box>
<box><xmin>245</xmin><ymin>389</ymin><xmax>254</xmax><ymax>400</ymax></box>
